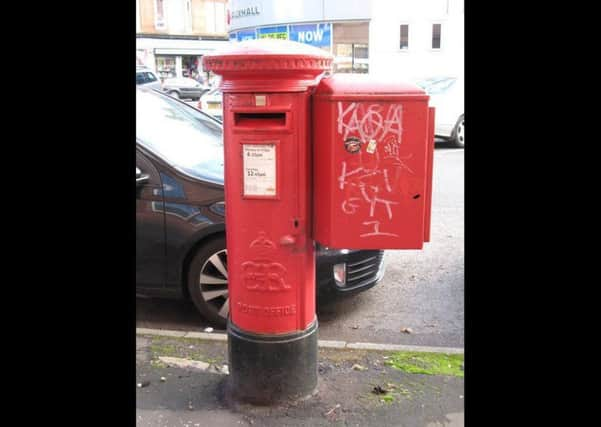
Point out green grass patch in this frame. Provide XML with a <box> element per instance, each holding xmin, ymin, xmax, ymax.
<box><xmin>146</xmin><ymin>336</ymin><xmax>226</xmax><ymax>365</ymax></box>
<box><xmin>385</xmin><ymin>352</ymin><xmax>464</xmax><ymax>377</ymax></box>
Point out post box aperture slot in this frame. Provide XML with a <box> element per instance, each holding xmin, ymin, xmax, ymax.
<box><xmin>235</xmin><ymin>112</ymin><xmax>287</xmax><ymax>129</ymax></box>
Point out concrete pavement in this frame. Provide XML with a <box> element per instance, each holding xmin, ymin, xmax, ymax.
<box><xmin>136</xmin><ymin>333</ymin><xmax>464</xmax><ymax>427</ymax></box>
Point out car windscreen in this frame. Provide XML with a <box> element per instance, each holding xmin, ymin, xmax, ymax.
<box><xmin>415</xmin><ymin>77</ymin><xmax>457</xmax><ymax>95</ymax></box>
<box><xmin>136</xmin><ymin>89</ymin><xmax>224</xmax><ymax>184</ymax></box>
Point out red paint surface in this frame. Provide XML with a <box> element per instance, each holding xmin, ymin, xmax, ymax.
<box><xmin>312</xmin><ymin>74</ymin><xmax>434</xmax><ymax>249</ymax></box>
<box><xmin>203</xmin><ymin>40</ymin><xmax>332</xmax><ymax>334</ymax></box>
<box><xmin>423</xmin><ymin>107</ymin><xmax>435</xmax><ymax>243</ymax></box>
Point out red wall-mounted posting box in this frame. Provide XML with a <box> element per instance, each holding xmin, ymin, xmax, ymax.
<box><xmin>312</xmin><ymin>74</ymin><xmax>435</xmax><ymax>250</ymax></box>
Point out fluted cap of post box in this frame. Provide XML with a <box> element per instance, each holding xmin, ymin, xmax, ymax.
<box><xmin>203</xmin><ymin>39</ymin><xmax>333</xmax><ymax>92</ymax></box>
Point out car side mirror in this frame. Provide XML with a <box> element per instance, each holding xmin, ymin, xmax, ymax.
<box><xmin>136</xmin><ymin>167</ymin><xmax>149</xmax><ymax>186</ymax></box>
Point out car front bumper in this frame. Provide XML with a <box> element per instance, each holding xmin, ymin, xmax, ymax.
<box><xmin>316</xmin><ymin>246</ymin><xmax>385</xmax><ymax>296</ymax></box>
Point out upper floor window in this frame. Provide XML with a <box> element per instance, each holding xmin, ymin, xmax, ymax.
<box><xmin>400</xmin><ymin>24</ymin><xmax>409</xmax><ymax>50</ymax></box>
<box><xmin>432</xmin><ymin>24</ymin><xmax>442</xmax><ymax>49</ymax></box>
<box><xmin>155</xmin><ymin>0</ymin><xmax>166</xmax><ymax>30</ymax></box>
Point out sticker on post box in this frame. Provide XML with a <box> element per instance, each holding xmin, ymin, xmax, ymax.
<box><xmin>243</xmin><ymin>144</ymin><xmax>277</xmax><ymax>197</ymax></box>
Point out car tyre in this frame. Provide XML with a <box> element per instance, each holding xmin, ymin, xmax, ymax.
<box><xmin>169</xmin><ymin>91</ymin><xmax>180</xmax><ymax>99</ymax></box>
<box><xmin>187</xmin><ymin>236</ymin><xmax>228</xmax><ymax>328</ymax></box>
<box><xmin>451</xmin><ymin>115</ymin><xmax>464</xmax><ymax>148</ymax></box>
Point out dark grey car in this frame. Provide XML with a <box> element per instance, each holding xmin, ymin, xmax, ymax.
<box><xmin>136</xmin><ymin>87</ymin><xmax>385</xmax><ymax>328</ymax></box>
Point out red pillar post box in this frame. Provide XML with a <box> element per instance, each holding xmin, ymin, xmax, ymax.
<box><xmin>202</xmin><ymin>40</ymin><xmax>333</xmax><ymax>404</ymax></box>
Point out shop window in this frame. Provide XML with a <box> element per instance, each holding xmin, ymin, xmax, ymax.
<box><xmin>156</xmin><ymin>56</ymin><xmax>176</xmax><ymax>79</ymax></box>
<box><xmin>400</xmin><ymin>24</ymin><xmax>409</xmax><ymax>49</ymax></box>
<box><xmin>333</xmin><ymin>22</ymin><xmax>369</xmax><ymax>74</ymax></box>
<box><xmin>432</xmin><ymin>24</ymin><xmax>442</xmax><ymax>49</ymax></box>
<box><xmin>182</xmin><ymin>56</ymin><xmax>202</xmax><ymax>80</ymax></box>
<box><xmin>333</xmin><ymin>43</ymin><xmax>368</xmax><ymax>74</ymax></box>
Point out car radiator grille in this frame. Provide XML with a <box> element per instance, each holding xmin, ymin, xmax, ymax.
<box><xmin>346</xmin><ymin>251</ymin><xmax>384</xmax><ymax>287</ymax></box>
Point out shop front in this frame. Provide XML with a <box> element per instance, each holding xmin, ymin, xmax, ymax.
<box><xmin>227</xmin><ymin>0</ymin><xmax>371</xmax><ymax>74</ymax></box>
<box><xmin>136</xmin><ymin>37</ymin><xmax>230</xmax><ymax>81</ymax></box>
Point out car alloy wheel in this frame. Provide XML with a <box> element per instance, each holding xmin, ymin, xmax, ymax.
<box><xmin>187</xmin><ymin>236</ymin><xmax>229</xmax><ymax>327</ymax></box>
<box><xmin>169</xmin><ymin>91</ymin><xmax>180</xmax><ymax>99</ymax></box>
<box><xmin>453</xmin><ymin>115</ymin><xmax>464</xmax><ymax>148</ymax></box>
<box><xmin>199</xmin><ymin>249</ymin><xmax>229</xmax><ymax>319</ymax></box>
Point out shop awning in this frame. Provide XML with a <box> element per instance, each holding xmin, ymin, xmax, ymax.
<box><xmin>154</xmin><ymin>48</ymin><xmax>216</xmax><ymax>55</ymax></box>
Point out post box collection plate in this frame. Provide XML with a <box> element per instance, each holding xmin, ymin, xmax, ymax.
<box><xmin>242</xmin><ymin>143</ymin><xmax>277</xmax><ymax>197</ymax></box>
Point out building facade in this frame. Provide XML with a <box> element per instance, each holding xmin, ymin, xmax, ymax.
<box><xmin>136</xmin><ymin>0</ymin><xmax>230</xmax><ymax>79</ymax></box>
<box><xmin>228</xmin><ymin>0</ymin><xmax>464</xmax><ymax>81</ymax></box>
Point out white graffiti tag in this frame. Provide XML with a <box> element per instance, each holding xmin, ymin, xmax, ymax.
<box><xmin>338</xmin><ymin>161</ymin><xmax>399</xmax><ymax>221</ymax></box>
<box><xmin>335</xmin><ymin>102</ymin><xmax>418</xmax><ymax>239</ymax></box>
<box><xmin>360</xmin><ymin>221</ymin><xmax>399</xmax><ymax>238</ymax></box>
<box><xmin>337</xmin><ymin>102</ymin><xmax>403</xmax><ymax>143</ymax></box>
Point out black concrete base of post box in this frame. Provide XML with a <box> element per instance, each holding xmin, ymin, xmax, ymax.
<box><xmin>226</xmin><ymin>319</ymin><xmax>318</xmax><ymax>405</ymax></box>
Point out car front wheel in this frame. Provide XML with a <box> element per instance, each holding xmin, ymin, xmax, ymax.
<box><xmin>452</xmin><ymin>115</ymin><xmax>464</xmax><ymax>148</ymax></box>
<box><xmin>187</xmin><ymin>236</ymin><xmax>229</xmax><ymax>327</ymax></box>
<box><xmin>169</xmin><ymin>91</ymin><xmax>180</xmax><ymax>99</ymax></box>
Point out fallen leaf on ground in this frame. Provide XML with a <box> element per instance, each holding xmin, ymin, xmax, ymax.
<box><xmin>160</xmin><ymin>377</ymin><xmax>166</xmax><ymax>382</ymax></box>
<box><xmin>324</xmin><ymin>404</ymin><xmax>341</xmax><ymax>416</ymax></box>
<box><xmin>401</xmin><ymin>328</ymin><xmax>413</xmax><ymax>334</ymax></box>
<box><xmin>352</xmin><ymin>364</ymin><xmax>368</xmax><ymax>371</ymax></box>
<box><xmin>137</xmin><ymin>381</ymin><xmax>150</xmax><ymax>388</ymax></box>
<box><xmin>351</xmin><ymin>325</ymin><xmax>359</xmax><ymax>329</ymax></box>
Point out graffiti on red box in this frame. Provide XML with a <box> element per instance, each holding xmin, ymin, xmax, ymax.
<box><xmin>336</xmin><ymin>101</ymin><xmax>419</xmax><ymax>238</ymax></box>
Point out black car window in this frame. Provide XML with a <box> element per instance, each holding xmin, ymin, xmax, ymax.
<box><xmin>136</xmin><ymin>89</ymin><xmax>224</xmax><ymax>184</ymax></box>
<box><xmin>144</xmin><ymin>72</ymin><xmax>158</xmax><ymax>82</ymax></box>
<box><xmin>136</xmin><ymin>72</ymin><xmax>146</xmax><ymax>85</ymax></box>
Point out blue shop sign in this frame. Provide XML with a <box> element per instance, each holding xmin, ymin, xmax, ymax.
<box><xmin>289</xmin><ymin>23</ymin><xmax>331</xmax><ymax>48</ymax></box>
<box><xmin>256</xmin><ymin>25</ymin><xmax>288</xmax><ymax>40</ymax></box>
<box><xmin>237</xmin><ymin>29</ymin><xmax>256</xmax><ymax>41</ymax></box>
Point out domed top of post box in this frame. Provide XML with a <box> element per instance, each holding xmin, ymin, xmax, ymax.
<box><xmin>202</xmin><ymin>39</ymin><xmax>333</xmax><ymax>92</ymax></box>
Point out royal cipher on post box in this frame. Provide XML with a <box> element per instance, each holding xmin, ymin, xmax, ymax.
<box><xmin>312</xmin><ymin>74</ymin><xmax>435</xmax><ymax>250</ymax></box>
